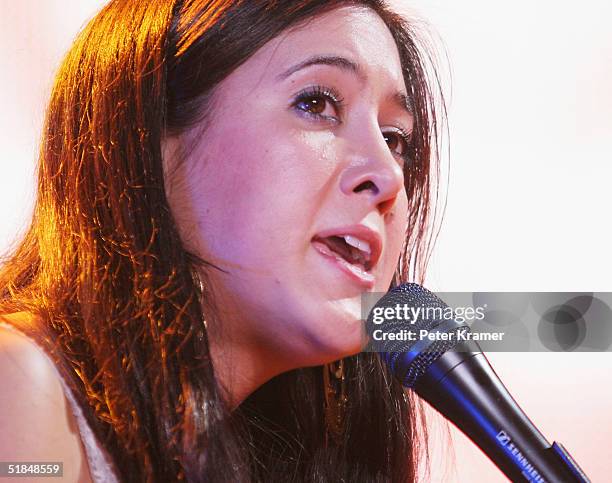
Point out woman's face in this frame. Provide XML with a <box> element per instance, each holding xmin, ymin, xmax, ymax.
<box><xmin>165</xmin><ymin>6</ymin><xmax>412</xmax><ymax>367</ymax></box>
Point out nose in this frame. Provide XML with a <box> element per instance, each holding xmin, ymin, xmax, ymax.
<box><xmin>339</xmin><ymin>124</ymin><xmax>405</xmax><ymax>216</ymax></box>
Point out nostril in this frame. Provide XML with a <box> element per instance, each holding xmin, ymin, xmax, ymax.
<box><xmin>354</xmin><ymin>180</ymin><xmax>378</xmax><ymax>194</ymax></box>
<box><xmin>378</xmin><ymin>198</ymin><xmax>395</xmax><ymax>215</ymax></box>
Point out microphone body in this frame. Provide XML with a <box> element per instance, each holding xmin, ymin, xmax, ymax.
<box><xmin>368</xmin><ymin>284</ymin><xmax>590</xmax><ymax>483</ymax></box>
<box><xmin>413</xmin><ymin>341</ymin><xmax>588</xmax><ymax>482</ymax></box>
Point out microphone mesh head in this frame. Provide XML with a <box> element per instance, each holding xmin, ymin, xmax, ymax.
<box><xmin>365</xmin><ymin>283</ymin><xmax>471</xmax><ymax>388</ymax></box>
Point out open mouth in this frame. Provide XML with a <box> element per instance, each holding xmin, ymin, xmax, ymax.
<box><xmin>311</xmin><ymin>234</ymin><xmax>373</xmax><ymax>273</ymax></box>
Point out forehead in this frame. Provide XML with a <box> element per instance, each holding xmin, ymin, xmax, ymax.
<box><xmin>232</xmin><ymin>6</ymin><xmax>406</xmax><ymax>92</ymax></box>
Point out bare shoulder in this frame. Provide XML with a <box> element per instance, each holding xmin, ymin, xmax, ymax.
<box><xmin>0</xmin><ymin>312</ymin><xmax>93</xmax><ymax>482</ymax></box>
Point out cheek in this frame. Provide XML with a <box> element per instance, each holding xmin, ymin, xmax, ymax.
<box><xmin>190</xmin><ymin>122</ymin><xmax>340</xmax><ymax>265</ymax></box>
<box><xmin>382</xmin><ymin>193</ymin><xmax>409</xmax><ymax>275</ymax></box>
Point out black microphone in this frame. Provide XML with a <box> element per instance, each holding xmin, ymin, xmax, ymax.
<box><xmin>365</xmin><ymin>283</ymin><xmax>590</xmax><ymax>483</ymax></box>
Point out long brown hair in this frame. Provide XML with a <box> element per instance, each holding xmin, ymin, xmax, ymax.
<box><xmin>0</xmin><ymin>1</ymin><xmax>445</xmax><ymax>481</ymax></box>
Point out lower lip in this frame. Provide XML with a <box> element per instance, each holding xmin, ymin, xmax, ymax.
<box><xmin>312</xmin><ymin>240</ymin><xmax>376</xmax><ymax>289</ymax></box>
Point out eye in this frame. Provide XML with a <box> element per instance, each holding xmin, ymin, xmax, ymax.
<box><xmin>382</xmin><ymin>127</ymin><xmax>412</xmax><ymax>161</ymax></box>
<box><xmin>292</xmin><ymin>85</ymin><xmax>344</xmax><ymax>122</ymax></box>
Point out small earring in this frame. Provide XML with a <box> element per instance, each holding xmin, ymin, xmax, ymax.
<box><xmin>323</xmin><ymin>358</ymin><xmax>348</xmax><ymax>446</ymax></box>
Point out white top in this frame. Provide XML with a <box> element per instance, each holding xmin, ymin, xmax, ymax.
<box><xmin>0</xmin><ymin>321</ymin><xmax>120</xmax><ymax>483</ymax></box>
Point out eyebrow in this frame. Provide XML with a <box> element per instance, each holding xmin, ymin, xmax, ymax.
<box><xmin>277</xmin><ymin>54</ymin><xmax>414</xmax><ymax>116</ymax></box>
<box><xmin>391</xmin><ymin>92</ymin><xmax>414</xmax><ymax>117</ymax></box>
<box><xmin>277</xmin><ymin>55</ymin><xmax>360</xmax><ymax>80</ymax></box>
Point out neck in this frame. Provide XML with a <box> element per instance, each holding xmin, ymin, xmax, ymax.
<box><xmin>205</xmin><ymin>313</ymin><xmax>291</xmax><ymax>410</ymax></box>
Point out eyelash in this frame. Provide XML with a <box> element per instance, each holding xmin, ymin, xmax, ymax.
<box><xmin>291</xmin><ymin>85</ymin><xmax>414</xmax><ymax>165</ymax></box>
<box><xmin>292</xmin><ymin>85</ymin><xmax>345</xmax><ymax>121</ymax></box>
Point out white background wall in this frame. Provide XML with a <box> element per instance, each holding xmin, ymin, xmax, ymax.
<box><xmin>1</xmin><ymin>1</ymin><xmax>610</xmax><ymax>481</ymax></box>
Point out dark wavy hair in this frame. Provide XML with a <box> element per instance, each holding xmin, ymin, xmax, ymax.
<box><xmin>0</xmin><ymin>0</ymin><xmax>445</xmax><ymax>481</ymax></box>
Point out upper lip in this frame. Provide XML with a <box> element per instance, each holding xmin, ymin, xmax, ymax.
<box><xmin>312</xmin><ymin>224</ymin><xmax>383</xmax><ymax>271</ymax></box>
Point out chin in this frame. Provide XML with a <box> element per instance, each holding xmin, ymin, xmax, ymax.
<box><xmin>318</xmin><ymin>302</ymin><xmax>370</xmax><ymax>359</ymax></box>
<box><xmin>302</xmin><ymin>329</ymin><xmax>366</xmax><ymax>367</ymax></box>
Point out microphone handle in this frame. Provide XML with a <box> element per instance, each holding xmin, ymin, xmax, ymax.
<box><xmin>413</xmin><ymin>341</ymin><xmax>590</xmax><ymax>483</ymax></box>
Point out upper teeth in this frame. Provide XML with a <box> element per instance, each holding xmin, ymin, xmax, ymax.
<box><xmin>343</xmin><ymin>235</ymin><xmax>371</xmax><ymax>256</ymax></box>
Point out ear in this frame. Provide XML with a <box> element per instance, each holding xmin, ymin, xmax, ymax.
<box><xmin>161</xmin><ymin>135</ymin><xmax>182</xmax><ymax>197</ymax></box>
